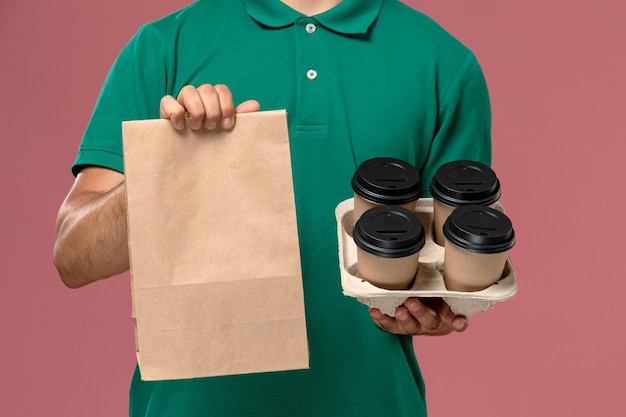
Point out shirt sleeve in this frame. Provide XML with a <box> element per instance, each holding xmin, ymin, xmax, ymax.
<box><xmin>72</xmin><ymin>24</ymin><xmax>169</xmax><ymax>176</ymax></box>
<box><xmin>420</xmin><ymin>50</ymin><xmax>492</xmax><ymax>196</ymax></box>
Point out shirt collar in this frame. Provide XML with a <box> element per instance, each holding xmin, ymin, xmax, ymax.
<box><xmin>240</xmin><ymin>0</ymin><xmax>383</xmax><ymax>35</ymax></box>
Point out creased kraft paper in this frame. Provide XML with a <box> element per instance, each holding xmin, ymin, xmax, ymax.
<box><xmin>122</xmin><ymin>110</ymin><xmax>309</xmax><ymax>381</ymax></box>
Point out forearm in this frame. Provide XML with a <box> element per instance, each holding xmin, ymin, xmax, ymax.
<box><xmin>54</xmin><ymin>181</ymin><xmax>129</xmax><ymax>288</ymax></box>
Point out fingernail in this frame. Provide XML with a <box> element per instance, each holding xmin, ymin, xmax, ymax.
<box><xmin>206</xmin><ymin>122</ymin><xmax>218</xmax><ymax>129</ymax></box>
<box><xmin>396</xmin><ymin>309</ymin><xmax>408</xmax><ymax>320</ymax></box>
<box><xmin>454</xmin><ymin>318</ymin><xmax>468</xmax><ymax>331</ymax></box>
<box><xmin>370</xmin><ymin>309</ymin><xmax>382</xmax><ymax>319</ymax></box>
<box><xmin>176</xmin><ymin>120</ymin><xmax>184</xmax><ymax>130</ymax></box>
<box><xmin>221</xmin><ymin>117</ymin><xmax>233</xmax><ymax>129</ymax></box>
<box><xmin>407</xmin><ymin>300</ymin><xmax>419</xmax><ymax>312</ymax></box>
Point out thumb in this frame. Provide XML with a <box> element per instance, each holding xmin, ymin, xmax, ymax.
<box><xmin>236</xmin><ymin>99</ymin><xmax>261</xmax><ymax>114</ymax></box>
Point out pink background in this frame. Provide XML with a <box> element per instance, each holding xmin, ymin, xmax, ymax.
<box><xmin>2</xmin><ymin>0</ymin><xmax>625</xmax><ymax>415</ymax></box>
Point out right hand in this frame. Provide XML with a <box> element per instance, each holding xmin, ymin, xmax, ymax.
<box><xmin>369</xmin><ymin>298</ymin><xmax>468</xmax><ymax>336</ymax></box>
<box><xmin>160</xmin><ymin>84</ymin><xmax>260</xmax><ymax>130</ymax></box>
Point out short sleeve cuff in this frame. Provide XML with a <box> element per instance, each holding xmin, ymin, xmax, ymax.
<box><xmin>72</xmin><ymin>147</ymin><xmax>124</xmax><ymax>176</ymax></box>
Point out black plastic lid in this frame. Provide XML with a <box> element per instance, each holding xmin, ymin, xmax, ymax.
<box><xmin>353</xmin><ymin>206</ymin><xmax>425</xmax><ymax>258</ymax></box>
<box><xmin>443</xmin><ymin>205</ymin><xmax>515</xmax><ymax>254</ymax></box>
<box><xmin>351</xmin><ymin>157</ymin><xmax>423</xmax><ymax>205</ymax></box>
<box><xmin>430</xmin><ymin>160</ymin><xmax>501</xmax><ymax>207</ymax></box>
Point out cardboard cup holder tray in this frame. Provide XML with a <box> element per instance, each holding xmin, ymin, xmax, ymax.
<box><xmin>336</xmin><ymin>198</ymin><xmax>517</xmax><ymax>317</ymax></box>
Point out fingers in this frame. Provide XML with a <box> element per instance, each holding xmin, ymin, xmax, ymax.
<box><xmin>370</xmin><ymin>308</ymin><xmax>403</xmax><ymax>334</ymax></box>
<box><xmin>369</xmin><ymin>302</ymin><xmax>437</xmax><ymax>336</ymax></box>
<box><xmin>160</xmin><ymin>95</ymin><xmax>185</xmax><ymax>129</ymax></box>
<box><xmin>180</xmin><ymin>84</ymin><xmax>234</xmax><ymax>130</ymax></box>
<box><xmin>421</xmin><ymin>298</ymin><xmax>468</xmax><ymax>332</ymax></box>
<box><xmin>411</xmin><ymin>298</ymin><xmax>457</xmax><ymax>335</ymax></box>
<box><xmin>369</xmin><ymin>298</ymin><xmax>469</xmax><ymax>336</ymax></box>
<box><xmin>160</xmin><ymin>84</ymin><xmax>259</xmax><ymax>131</ymax></box>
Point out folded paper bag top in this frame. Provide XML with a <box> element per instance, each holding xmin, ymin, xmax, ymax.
<box><xmin>122</xmin><ymin>110</ymin><xmax>309</xmax><ymax>381</ymax></box>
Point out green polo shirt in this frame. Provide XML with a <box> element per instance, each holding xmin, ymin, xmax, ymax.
<box><xmin>74</xmin><ymin>1</ymin><xmax>491</xmax><ymax>416</ymax></box>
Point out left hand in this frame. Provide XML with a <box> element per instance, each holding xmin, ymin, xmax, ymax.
<box><xmin>369</xmin><ymin>297</ymin><xmax>468</xmax><ymax>336</ymax></box>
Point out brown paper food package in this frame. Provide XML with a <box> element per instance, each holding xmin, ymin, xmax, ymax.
<box><xmin>122</xmin><ymin>110</ymin><xmax>309</xmax><ymax>381</ymax></box>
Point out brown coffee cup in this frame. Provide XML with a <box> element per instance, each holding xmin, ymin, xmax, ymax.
<box><xmin>430</xmin><ymin>160</ymin><xmax>501</xmax><ymax>246</ymax></box>
<box><xmin>351</xmin><ymin>158</ymin><xmax>423</xmax><ymax>223</ymax></box>
<box><xmin>442</xmin><ymin>205</ymin><xmax>515</xmax><ymax>292</ymax></box>
<box><xmin>353</xmin><ymin>206</ymin><xmax>425</xmax><ymax>290</ymax></box>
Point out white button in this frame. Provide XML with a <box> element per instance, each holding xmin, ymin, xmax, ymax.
<box><xmin>306</xmin><ymin>69</ymin><xmax>318</xmax><ymax>80</ymax></box>
<box><xmin>305</xmin><ymin>23</ymin><xmax>317</xmax><ymax>33</ymax></box>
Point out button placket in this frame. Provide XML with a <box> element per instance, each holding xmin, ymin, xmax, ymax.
<box><xmin>304</xmin><ymin>21</ymin><xmax>318</xmax><ymax>80</ymax></box>
<box><xmin>295</xmin><ymin>17</ymin><xmax>326</xmax><ymax>126</ymax></box>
